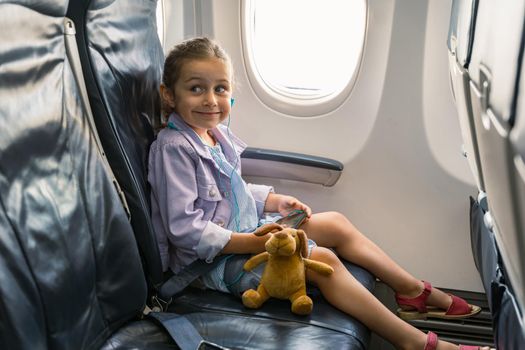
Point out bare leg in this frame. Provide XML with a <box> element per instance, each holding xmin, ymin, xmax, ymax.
<box><xmin>301</xmin><ymin>212</ymin><xmax>452</xmax><ymax>309</ymax></box>
<box><xmin>307</xmin><ymin>247</ymin><xmax>467</xmax><ymax>350</ymax></box>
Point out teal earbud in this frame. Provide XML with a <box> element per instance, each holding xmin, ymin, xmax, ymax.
<box><xmin>230</xmin><ymin>97</ymin><xmax>235</xmax><ymax>107</ymax></box>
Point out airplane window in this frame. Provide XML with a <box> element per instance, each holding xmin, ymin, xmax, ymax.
<box><xmin>243</xmin><ymin>0</ymin><xmax>367</xmax><ymax>116</ymax></box>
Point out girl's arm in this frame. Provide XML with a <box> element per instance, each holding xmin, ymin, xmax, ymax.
<box><xmin>264</xmin><ymin>193</ymin><xmax>312</xmax><ymax>218</ymax></box>
<box><xmin>151</xmin><ymin>140</ymin><xmax>231</xmax><ymax>263</ymax></box>
<box><xmin>221</xmin><ymin>221</ymin><xmax>282</xmax><ymax>255</ymax></box>
<box><xmin>220</xmin><ymin>232</ymin><xmax>269</xmax><ymax>254</ymax></box>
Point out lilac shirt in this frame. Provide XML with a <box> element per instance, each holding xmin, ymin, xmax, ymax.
<box><xmin>148</xmin><ymin>113</ymin><xmax>273</xmax><ymax>273</ymax></box>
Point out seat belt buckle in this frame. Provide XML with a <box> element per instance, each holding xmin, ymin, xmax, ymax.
<box><xmin>197</xmin><ymin>340</ymin><xmax>230</xmax><ymax>350</ymax></box>
<box><xmin>151</xmin><ymin>294</ymin><xmax>172</xmax><ymax>312</ymax></box>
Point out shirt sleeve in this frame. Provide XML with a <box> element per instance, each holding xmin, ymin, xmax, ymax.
<box><xmin>150</xmin><ymin>140</ymin><xmax>232</xmax><ymax>265</ymax></box>
<box><xmin>197</xmin><ymin>221</ymin><xmax>232</xmax><ymax>263</ymax></box>
<box><xmin>247</xmin><ymin>183</ymin><xmax>274</xmax><ymax>219</ymax></box>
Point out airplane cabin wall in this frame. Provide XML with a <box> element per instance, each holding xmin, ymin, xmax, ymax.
<box><xmin>163</xmin><ymin>0</ymin><xmax>483</xmax><ymax>292</ymax></box>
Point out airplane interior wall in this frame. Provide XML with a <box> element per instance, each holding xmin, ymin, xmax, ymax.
<box><xmin>163</xmin><ymin>0</ymin><xmax>483</xmax><ymax>292</ymax></box>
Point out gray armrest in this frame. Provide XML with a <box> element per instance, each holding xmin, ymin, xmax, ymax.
<box><xmin>241</xmin><ymin>147</ymin><xmax>344</xmax><ymax>187</ymax></box>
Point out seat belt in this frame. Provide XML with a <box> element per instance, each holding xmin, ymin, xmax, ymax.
<box><xmin>147</xmin><ymin>312</ymin><xmax>229</xmax><ymax>350</ymax></box>
<box><xmin>150</xmin><ymin>256</ymin><xmax>248</xmax><ymax>349</ymax></box>
<box><xmin>152</xmin><ymin>257</ymin><xmax>228</xmax><ymax>311</ymax></box>
<box><xmin>156</xmin><ymin>253</ymin><xmax>253</xmax><ymax>307</ymax></box>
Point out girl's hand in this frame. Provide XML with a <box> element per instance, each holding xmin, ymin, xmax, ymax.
<box><xmin>276</xmin><ymin>195</ymin><xmax>312</xmax><ymax>219</ymax></box>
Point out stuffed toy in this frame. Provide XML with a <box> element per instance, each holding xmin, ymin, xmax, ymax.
<box><xmin>241</xmin><ymin>224</ymin><xmax>334</xmax><ymax>315</ymax></box>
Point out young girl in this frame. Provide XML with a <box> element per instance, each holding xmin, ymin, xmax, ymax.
<box><xmin>148</xmin><ymin>37</ymin><xmax>489</xmax><ymax>350</ymax></box>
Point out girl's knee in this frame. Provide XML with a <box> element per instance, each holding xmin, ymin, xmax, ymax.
<box><xmin>329</xmin><ymin>211</ymin><xmax>361</xmax><ymax>236</ymax></box>
<box><xmin>324</xmin><ymin>211</ymin><xmax>355</xmax><ymax>229</ymax></box>
<box><xmin>309</xmin><ymin>211</ymin><xmax>349</xmax><ymax>230</ymax></box>
<box><xmin>323</xmin><ymin>211</ymin><xmax>346</xmax><ymax>222</ymax></box>
<box><xmin>310</xmin><ymin>247</ymin><xmax>341</xmax><ymax>267</ymax></box>
<box><xmin>307</xmin><ymin>247</ymin><xmax>347</xmax><ymax>286</ymax></box>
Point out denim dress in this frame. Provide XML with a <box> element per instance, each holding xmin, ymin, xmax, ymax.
<box><xmin>200</xmin><ymin>142</ymin><xmax>259</xmax><ymax>293</ymax></box>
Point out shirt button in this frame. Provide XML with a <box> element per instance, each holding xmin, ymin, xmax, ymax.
<box><xmin>209</xmin><ymin>188</ymin><xmax>217</xmax><ymax>197</ymax></box>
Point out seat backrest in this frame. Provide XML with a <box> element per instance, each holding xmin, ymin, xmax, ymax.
<box><xmin>447</xmin><ymin>0</ymin><xmax>478</xmax><ymax>69</ymax></box>
<box><xmin>0</xmin><ymin>1</ymin><xmax>148</xmax><ymax>349</ymax></box>
<box><xmin>504</xmin><ymin>72</ymin><xmax>525</xmax><ymax>346</ymax></box>
<box><xmin>512</xmin><ymin>52</ymin><xmax>525</xmax><ymax>262</ymax></box>
<box><xmin>467</xmin><ymin>0</ymin><xmax>525</xmax><ymax>311</ymax></box>
<box><xmin>449</xmin><ymin>1</ymin><xmax>525</xmax><ymax>346</ymax></box>
<box><xmin>447</xmin><ymin>0</ymin><xmax>485</xmax><ymax>191</ymax></box>
<box><xmin>66</xmin><ymin>0</ymin><xmax>165</xmax><ymax>293</ymax></box>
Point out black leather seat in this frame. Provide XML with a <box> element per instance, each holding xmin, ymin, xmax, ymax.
<box><xmin>103</xmin><ymin>262</ymin><xmax>373</xmax><ymax>350</ymax></box>
<box><xmin>0</xmin><ymin>2</ymin><xmax>148</xmax><ymax>348</ymax></box>
<box><xmin>0</xmin><ymin>0</ymin><xmax>375</xmax><ymax>348</ymax></box>
<box><xmin>166</xmin><ymin>261</ymin><xmax>374</xmax><ymax>349</ymax></box>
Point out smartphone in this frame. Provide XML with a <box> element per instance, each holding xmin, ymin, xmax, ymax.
<box><xmin>275</xmin><ymin>210</ymin><xmax>307</xmax><ymax>228</ymax></box>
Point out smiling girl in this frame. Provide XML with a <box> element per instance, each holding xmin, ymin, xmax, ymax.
<box><xmin>147</xmin><ymin>37</ymin><xmax>488</xmax><ymax>350</ymax></box>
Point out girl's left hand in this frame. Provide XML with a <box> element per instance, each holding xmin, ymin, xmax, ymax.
<box><xmin>276</xmin><ymin>195</ymin><xmax>312</xmax><ymax>219</ymax></box>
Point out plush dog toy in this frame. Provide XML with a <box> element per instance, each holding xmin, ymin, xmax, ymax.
<box><xmin>241</xmin><ymin>224</ymin><xmax>334</xmax><ymax>315</ymax></box>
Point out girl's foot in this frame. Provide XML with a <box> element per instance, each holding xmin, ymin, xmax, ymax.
<box><xmin>395</xmin><ymin>281</ymin><xmax>481</xmax><ymax>320</ymax></box>
<box><xmin>424</xmin><ymin>331</ymin><xmax>493</xmax><ymax>350</ymax></box>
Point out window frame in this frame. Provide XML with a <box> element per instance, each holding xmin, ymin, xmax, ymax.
<box><xmin>240</xmin><ymin>0</ymin><xmax>368</xmax><ymax>117</ymax></box>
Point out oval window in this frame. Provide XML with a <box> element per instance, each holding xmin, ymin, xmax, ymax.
<box><xmin>242</xmin><ymin>0</ymin><xmax>367</xmax><ymax>116</ymax></box>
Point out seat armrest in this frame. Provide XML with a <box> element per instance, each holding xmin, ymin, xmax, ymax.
<box><xmin>241</xmin><ymin>147</ymin><xmax>344</xmax><ymax>187</ymax></box>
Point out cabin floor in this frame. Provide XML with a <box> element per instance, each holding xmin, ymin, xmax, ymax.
<box><xmin>369</xmin><ymin>281</ymin><xmax>494</xmax><ymax>349</ymax></box>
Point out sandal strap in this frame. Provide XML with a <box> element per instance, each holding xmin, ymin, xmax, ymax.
<box><xmin>446</xmin><ymin>294</ymin><xmax>472</xmax><ymax>316</ymax></box>
<box><xmin>423</xmin><ymin>331</ymin><xmax>481</xmax><ymax>350</ymax></box>
<box><xmin>424</xmin><ymin>331</ymin><xmax>438</xmax><ymax>350</ymax></box>
<box><xmin>396</xmin><ymin>281</ymin><xmax>432</xmax><ymax>312</ymax></box>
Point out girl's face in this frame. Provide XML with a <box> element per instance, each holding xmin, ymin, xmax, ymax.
<box><xmin>167</xmin><ymin>58</ymin><xmax>232</xmax><ymax>138</ymax></box>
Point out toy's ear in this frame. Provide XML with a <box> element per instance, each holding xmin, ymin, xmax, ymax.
<box><xmin>253</xmin><ymin>222</ymin><xmax>283</xmax><ymax>236</ymax></box>
<box><xmin>297</xmin><ymin>230</ymin><xmax>308</xmax><ymax>258</ymax></box>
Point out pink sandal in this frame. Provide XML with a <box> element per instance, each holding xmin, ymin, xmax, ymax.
<box><xmin>396</xmin><ymin>281</ymin><xmax>481</xmax><ymax>320</ymax></box>
<box><xmin>424</xmin><ymin>331</ymin><xmax>484</xmax><ymax>350</ymax></box>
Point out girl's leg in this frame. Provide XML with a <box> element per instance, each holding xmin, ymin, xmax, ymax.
<box><xmin>308</xmin><ymin>247</ymin><xmax>463</xmax><ymax>350</ymax></box>
<box><xmin>301</xmin><ymin>212</ymin><xmax>452</xmax><ymax>309</ymax></box>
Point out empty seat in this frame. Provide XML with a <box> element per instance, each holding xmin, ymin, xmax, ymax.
<box><xmin>0</xmin><ymin>2</ymin><xmax>148</xmax><ymax>348</ymax></box>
